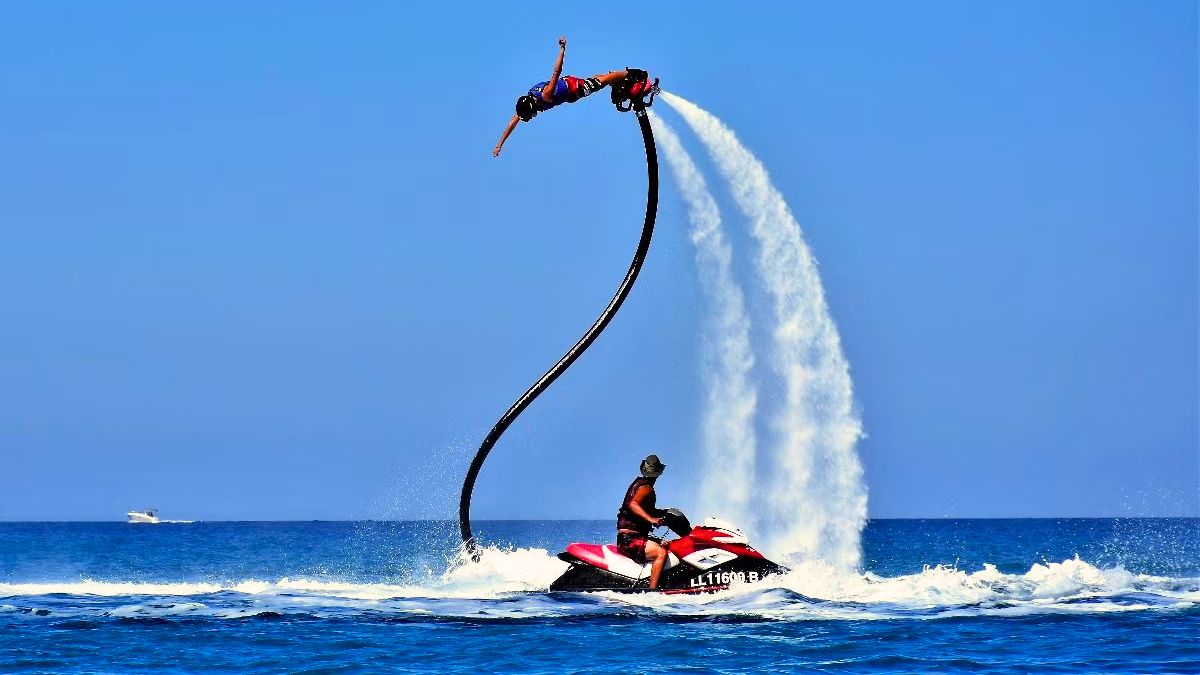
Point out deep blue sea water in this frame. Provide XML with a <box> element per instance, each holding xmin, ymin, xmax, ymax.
<box><xmin>2</xmin><ymin>519</ymin><xmax>1197</xmax><ymax>673</ymax></box>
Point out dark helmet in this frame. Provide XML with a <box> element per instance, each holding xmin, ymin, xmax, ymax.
<box><xmin>516</xmin><ymin>95</ymin><xmax>539</xmax><ymax>121</ymax></box>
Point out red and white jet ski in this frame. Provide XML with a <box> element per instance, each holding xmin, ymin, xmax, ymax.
<box><xmin>550</xmin><ymin>514</ymin><xmax>785</xmax><ymax>593</ymax></box>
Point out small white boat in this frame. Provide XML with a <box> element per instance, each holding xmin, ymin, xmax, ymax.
<box><xmin>126</xmin><ymin>508</ymin><xmax>160</xmax><ymax>524</ymax></box>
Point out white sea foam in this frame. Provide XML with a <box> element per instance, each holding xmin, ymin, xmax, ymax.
<box><xmin>4</xmin><ymin>554</ymin><xmax>1195</xmax><ymax>622</ymax></box>
<box><xmin>659</xmin><ymin>92</ymin><xmax>867</xmax><ymax>569</ymax></box>
<box><xmin>0</xmin><ymin>546</ymin><xmax>566</xmax><ymax>601</ymax></box>
<box><xmin>581</xmin><ymin>556</ymin><xmax>1200</xmax><ymax>620</ymax></box>
<box><xmin>440</xmin><ymin>545</ymin><xmax>570</xmax><ymax>595</ymax></box>
<box><xmin>0</xmin><ymin>580</ymin><xmax>227</xmax><ymax>596</ymax></box>
<box><xmin>650</xmin><ymin>113</ymin><xmax>758</xmax><ymax>528</ymax></box>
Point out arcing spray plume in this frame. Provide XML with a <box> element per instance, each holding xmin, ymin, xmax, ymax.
<box><xmin>650</xmin><ymin>113</ymin><xmax>758</xmax><ymax>530</ymax></box>
<box><xmin>661</xmin><ymin>92</ymin><xmax>867</xmax><ymax>570</ymax></box>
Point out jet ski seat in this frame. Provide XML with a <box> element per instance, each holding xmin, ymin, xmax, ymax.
<box><xmin>565</xmin><ymin>543</ymin><xmax>620</xmax><ymax>568</ymax></box>
<box><xmin>566</xmin><ymin>538</ymin><xmax>633</xmax><ymax>564</ymax></box>
<box><xmin>562</xmin><ymin>542</ymin><xmax>649</xmax><ymax>580</ymax></box>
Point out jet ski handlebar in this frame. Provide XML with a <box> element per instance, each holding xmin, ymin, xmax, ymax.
<box><xmin>659</xmin><ymin>508</ymin><xmax>692</xmax><ymax>538</ymax></box>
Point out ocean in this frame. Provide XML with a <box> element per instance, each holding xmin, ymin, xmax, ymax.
<box><xmin>1</xmin><ymin>519</ymin><xmax>1197</xmax><ymax>673</ymax></box>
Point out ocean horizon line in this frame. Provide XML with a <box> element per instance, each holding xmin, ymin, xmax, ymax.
<box><xmin>2</xmin><ymin>515</ymin><xmax>1197</xmax><ymax>524</ymax></box>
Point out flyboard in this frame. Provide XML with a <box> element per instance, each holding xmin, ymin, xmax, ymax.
<box><xmin>458</xmin><ymin>71</ymin><xmax>783</xmax><ymax>592</ymax></box>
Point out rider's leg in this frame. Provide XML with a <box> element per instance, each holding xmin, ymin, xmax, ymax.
<box><xmin>593</xmin><ymin>70</ymin><xmax>630</xmax><ymax>86</ymax></box>
<box><xmin>645</xmin><ymin>540</ymin><xmax>668</xmax><ymax>589</ymax></box>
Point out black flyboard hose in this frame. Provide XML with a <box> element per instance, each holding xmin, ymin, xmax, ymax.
<box><xmin>459</xmin><ymin>108</ymin><xmax>659</xmax><ymax>557</ymax></box>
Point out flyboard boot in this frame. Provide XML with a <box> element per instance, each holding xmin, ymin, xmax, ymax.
<box><xmin>611</xmin><ymin>68</ymin><xmax>660</xmax><ymax>112</ymax></box>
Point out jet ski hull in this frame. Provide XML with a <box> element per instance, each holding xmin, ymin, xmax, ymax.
<box><xmin>551</xmin><ymin>551</ymin><xmax>784</xmax><ymax>593</ymax></box>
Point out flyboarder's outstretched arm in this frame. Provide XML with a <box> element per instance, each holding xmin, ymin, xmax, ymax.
<box><xmin>493</xmin><ymin>114</ymin><xmax>520</xmax><ymax>158</ymax></box>
<box><xmin>540</xmin><ymin>36</ymin><xmax>567</xmax><ymax>101</ymax></box>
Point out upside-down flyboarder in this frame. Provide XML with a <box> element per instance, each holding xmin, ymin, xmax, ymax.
<box><xmin>492</xmin><ymin>36</ymin><xmax>657</xmax><ymax>157</ymax></box>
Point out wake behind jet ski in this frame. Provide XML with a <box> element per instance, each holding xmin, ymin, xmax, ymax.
<box><xmin>493</xmin><ymin>35</ymin><xmax>659</xmax><ymax>156</ymax></box>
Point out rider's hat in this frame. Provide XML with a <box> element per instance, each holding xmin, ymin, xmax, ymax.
<box><xmin>640</xmin><ymin>454</ymin><xmax>666</xmax><ymax>478</ymax></box>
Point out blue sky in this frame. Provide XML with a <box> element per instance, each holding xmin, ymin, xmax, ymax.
<box><xmin>1</xmin><ymin>2</ymin><xmax>1196</xmax><ymax>520</ymax></box>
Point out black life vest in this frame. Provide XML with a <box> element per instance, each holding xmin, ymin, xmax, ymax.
<box><xmin>616</xmin><ymin>476</ymin><xmax>657</xmax><ymax>535</ymax></box>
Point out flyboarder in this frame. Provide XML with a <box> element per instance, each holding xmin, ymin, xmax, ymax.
<box><xmin>492</xmin><ymin>36</ymin><xmax>648</xmax><ymax>157</ymax></box>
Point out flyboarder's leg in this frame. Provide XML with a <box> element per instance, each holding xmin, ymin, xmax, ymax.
<box><xmin>593</xmin><ymin>70</ymin><xmax>630</xmax><ymax>86</ymax></box>
<box><xmin>645</xmin><ymin>540</ymin><xmax>668</xmax><ymax>589</ymax></box>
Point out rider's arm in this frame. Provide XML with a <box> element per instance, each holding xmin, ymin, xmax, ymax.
<box><xmin>493</xmin><ymin>114</ymin><xmax>520</xmax><ymax>158</ymax></box>
<box><xmin>540</xmin><ymin>36</ymin><xmax>567</xmax><ymax>101</ymax></box>
<box><xmin>628</xmin><ymin>486</ymin><xmax>663</xmax><ymax>526</ymax></box>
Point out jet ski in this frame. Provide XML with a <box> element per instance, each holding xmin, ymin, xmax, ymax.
<box><xmin>550</xmin><ymin>511</ymin><xmax>785</xmax><ymax>593</ymax></box>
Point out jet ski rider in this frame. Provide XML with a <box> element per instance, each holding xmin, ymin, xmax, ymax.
<box><xmin>616</xmin><ymin>454</ymin><xmax>670</xmax><ymax>589</ymax></box>
<box><xmin>492</xmin><ymin>35</ymin><xmax>632</xmax><ymax>158</ymax></box>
